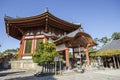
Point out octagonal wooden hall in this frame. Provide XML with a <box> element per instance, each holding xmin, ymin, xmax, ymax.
<box><xmin>4</xmin><ymin>10</ymin><xmax>96</xmax><ymax>68</ymax></box>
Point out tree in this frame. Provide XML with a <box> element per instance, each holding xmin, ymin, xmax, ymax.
<box><xmin>94</xmin><ymin>38</ymin><xmax>99</xmax><ymax>44</ymax></box>
<box><xmin>32</xmin><ymin>41</ymin><xmax>44</xmax><ymax>63</ymax></box>
<box><xmin>99</xmin><ymin>36</ymin><xmax>111</xmax><ymax>46</ymax></box>
<box><xmin>2</xmin><ymin>49</ymin><xmax>18</xmax><ymax>55</ymax></box>
<box><xmin>112</xmin><ymin>32</ymin><xmax>120</xmax><ymax>40</ymax></box>
<box><xmin>32</xmin><ymin>41</ymin><xmax>61</xmax><ymax>74</ymax></box>
<box><xmin>32</xmin><ymin>41</ymin><xmax>60</xmax><ymax>63</ymax></box>
<box><xmin>0</xmin><ymin>48</ymin><xmax>18</xmax><ymax>56</ymax></box>
<box><xmin>0</xmin><ymin>52</ymin><xmax>2</xmax><ymax>56</ymax></box>
<box><xmin>93</xmin><ymin>38</ymin><xmax>99</xmax><ymax>50</ymax></box>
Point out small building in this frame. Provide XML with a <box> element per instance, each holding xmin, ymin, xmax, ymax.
<box><xmin>99</xmin><ymin>39</ymin><xmax>120</xmax><ymax>68</ymax></box>
<box><xmin>4</xmin><ymin>10</ymin><xmax>96</xmax><ymax>68</ymax></box>
<box><xmin>91</xmin><ymin>39</ymin><xmax>120</xmax><ymax>69</ymax></box>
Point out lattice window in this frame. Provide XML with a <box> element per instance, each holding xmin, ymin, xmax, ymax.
<box><xmin>25</xmin><ymin>39</ymin><xmax>32</xmax><ymax>54</ymax></box>
<box><xmin>36</xmin><ymin>38</ymin><xmax>43</xmax><ymax>49</ymax></box>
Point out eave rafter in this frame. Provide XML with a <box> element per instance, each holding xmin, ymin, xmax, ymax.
<box><xmin>72</xmin><ymin>37</ymin><xmax>87</xmax><ymax>47</ymax></box>
<box><xmin>9</xmin><ymin>19</ymin><xmax>46</xmax><ymax>28</ymax></box>
<box><xmin>74</xmin><ymin>32</ymin><xmax>96</xmax><ymax>46</ymax></box>
<box><xmin>9</xmin><ymin>25</ymin><xmax>22</xmax><ymax>40</ymax></box>
<box><xmin>48</xmin><ymin>21</ymin><xmax>73</xmax><ymax>32</ymax></box>
<box><xmin>14</xmin><ymin>26</ymin><xmax>24</xmax><ymax>35</ymax></box>
<box><xmin>67</xmin><ymin>40</ymin><xmax>86</xmax><ymax>48</ymax></box>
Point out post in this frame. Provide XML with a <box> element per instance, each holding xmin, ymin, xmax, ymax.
<box><xmin>113</xmin><ymin>56</ymin><xmax>117</xmax><ymax>69</ymax></box>
<box><xmin>72</xmin><ymin>48</ymin><xmax>75</xmax><ymax>58</ymax></box>
<box><xmin>55</xmin><ymin>61</ymin><xmax>57</xmax><ymax>75</ymax></box>
<box><xmin>118</xmin><ymin>56</ymin><xmax>120</xmax><ymax>68</ymax></box>
<box><xmin>59</xmin><ymin>61</ymin><xmax>62</xmax><ymax>75</ymax></box>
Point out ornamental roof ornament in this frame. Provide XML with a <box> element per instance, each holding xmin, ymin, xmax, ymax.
<box><xmin>45</xmin><ymin>7</ymin><xmax>49</xmax><ymax>12</ymax></box>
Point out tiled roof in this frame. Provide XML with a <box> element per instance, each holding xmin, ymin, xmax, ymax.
<box><xmin>66</xmin><ymin>28</ymin><xmax>82</xmax><ymax>37</ymax></box>
<box><xmin>99</xmin><ymin>39</ymin><xmax>120</xmax><ymax>51</ymax></box>
<box><xmin>53</xmin><ymin>28</ymin><xmax>82</xmax><ymax>42</ymax></box>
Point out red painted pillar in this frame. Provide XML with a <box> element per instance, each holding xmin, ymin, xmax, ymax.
<box><xmin>18</xmin><ymin>36</ymin><xmax>25</xmax><ymax>59</ymax></box>
<box><xmin>65</xmin><ymin>48</ymin><xmax>70</xmax><ymax>69</ymax></box>
<box><xmin>85</xmin><ymin>48</ymin><xmax>89</xmax><ymax>66</ymax></box>
<box><xmin>31</xmin><ymin>36</ymin><xmax>36</xmax><ymax>53</ymax></box>
<box><xmin>18</xmin><ymin>41</ymin><xmax>22</xmax><ymax>59</ymax></box>
<box><xmin>85</xmin><ymin>44</ymin><xmax>90</xmax><ymax>67</ymax></box>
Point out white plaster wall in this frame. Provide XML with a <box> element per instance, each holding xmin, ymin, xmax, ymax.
<box><xmin>22</xmin><ymin>56</ymin><xmax>32</xmax><ymax>59</ymax></box>
<box><xmin>56</xmin><ymin>44</ymin><xmax>66</xmax><ymax>51</ymax></box>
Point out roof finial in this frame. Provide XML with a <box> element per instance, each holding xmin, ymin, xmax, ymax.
<box><xmin>4</xmin><ymin>14</ymin><xmax>7</xmax><ymax>18</ymax></box>
<box><xmin>45</xmin><ymin>7</ymin><xmax>49</xmax><ymax>12</ymax></box>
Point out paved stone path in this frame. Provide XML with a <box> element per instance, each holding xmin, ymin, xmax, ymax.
<box><xmin>0</xmin><ymin>69</ymin><xmax>120</xmax><ymax>80</ymax></box>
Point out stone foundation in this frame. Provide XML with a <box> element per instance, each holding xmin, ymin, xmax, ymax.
<box><xmin>9</xmin><ymin>59</ymin><xmax>42</xmax><ymax>71</ymax></box>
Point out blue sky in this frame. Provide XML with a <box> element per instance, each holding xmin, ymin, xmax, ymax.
<box><xmin>0</xmin><ymin>0</ymin><xmax>120</xmax><ymax>52</ymax></box>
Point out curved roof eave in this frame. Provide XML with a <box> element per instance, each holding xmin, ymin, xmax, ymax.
<box><xmin>4</xmin><ymin>11</ymin><xmax>80</xmax><ymax>28</ymax></box>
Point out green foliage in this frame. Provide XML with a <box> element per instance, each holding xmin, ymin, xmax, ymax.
<box><xmin>93</xmin><ymin>38</ymin><xmax>99</xmax><ymax>44</ymax></box>
<box><xmin>0</xmin><ymin>52</ymin><xmax>3</xmax><ymax>56</ymax></box>
<box><xmin>89</xmin><ymin>51</ymin><xmax>97</xmax><ymax>57</ymax></box>
<box><xmin>112</xmin><ymin>32</ymin><xmax>120</xmax><ymax>40</ymax></box>
<box><xmin>32</xmin><ymin>41</ymin><xmax>44</xmax><ymax>63</ymax></box>
<box><xmin>69</xmin><ymin>52</ymin><xmax>73</xmax><ymax>58</ymax></box>
<box><xmin>88</xmin><ymin>46</ymin><xmax>97</xmax><ymax>52</ymax></box>
<box><xmin>2</xmin><ymin>49</ymin><xmax>18</xmax><ymax>54</ymax></box>
<box><xmin>13</xmin><ymin>51</ymin><xmax>19</xmax><ymax>59</ymax></box>
<box><xmin>32</xmin><ymin>41</ymin><xmax>61</xmax><ymax>63</ymax></box>
<box><xmin>0</xmin><ymin>48</ymin><xmax>18</xmax><ymax>58</ymax></box>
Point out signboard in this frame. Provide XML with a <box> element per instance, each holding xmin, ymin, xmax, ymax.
<box><xmin>54</xmin><ymin>57</ymin><xmax>62</xmax><ymax>61</ymax></box>
<box><xmin>74</xmin><ymin>47</ymin><xmax>85</xmax><ymax>52</ymax></box>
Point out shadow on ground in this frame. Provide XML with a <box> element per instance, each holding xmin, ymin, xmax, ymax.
<box><xmin>2</xmin><ymin>72</ymin><xmax>57</xmax><ymax>80</ymax></box>
<box><xmin>0</xmin><ymin>71</ymin><xmax>25</xmax><ymax>77</ymax></box>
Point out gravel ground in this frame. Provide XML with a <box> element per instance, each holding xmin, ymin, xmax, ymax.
<box><xmin>0</xmin><ymin>68</ymin><xmax>120</xmax><ymax>80</ymax></box>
